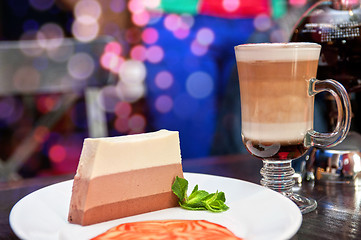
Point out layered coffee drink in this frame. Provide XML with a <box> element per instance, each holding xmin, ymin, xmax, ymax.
<box><xmin>235</xmin><ymin>43</ymin><xmax>321</xmax><ymax>160</ymax></box>
<box><xmin>234</xmin><ymin>42</ymin><xmax>350</xmax><ymax>214</ymax></box>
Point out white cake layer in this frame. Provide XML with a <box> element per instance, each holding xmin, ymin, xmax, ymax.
<box><xmin>234</xmin><ymin>42</ymin><xmax>320</xmax><ymax>62</ymax></box>
<box><xmin>75</xmin><ymin>130</ymin><xmax>182</xmax><ymax>179</ymax></box>
<box><xmin>242</xmin><ymin>121</ymin><xmax>313</xmax><ymax>142</ymax></box>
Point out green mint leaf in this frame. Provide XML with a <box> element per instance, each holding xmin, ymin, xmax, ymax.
<box><xmin>171</xmin><ymin>177</ymin><xmax>229</xmax><ymax>213</ymax></box>
<box><xmin>205</xmin><ymin>200</ymin><xmax>230</xmax><ymax>212</ymax></box>
<box><xmin>187</xmin><ymin>189</ymin><xmax>209</xmax><ymax>208</ymax></box>
<box><xmin>190</xmin><ymin>184</ymin><xmax>199</xmax><ymax>195</ymax></box>
<box><xmin>216</xmin><ymin>191</ymin><xmax>226</xmax><ymax>202</ymax></box>
<box><xmin>171</xmin><ymin>176</ymin><xmax>188</xmax><ymax>201</ymax></box>
<box><xmin>180</xmin><ymin>202</ymin><xmax>207</xmax><ymax>211</ymax></box>
<box><xmin>202</xmin><ymin>191</ymin><xmax>230</xmax><ymax>212</ymax></box>
<box><xmin>203</xmin><ymin>192</ymin><xmax>217</xmax><ymax>202</ymax></box>
<box><xmin>189</xmin><ymin>186</ymin><xmax>208</xmax><ymax>200</ymax></box>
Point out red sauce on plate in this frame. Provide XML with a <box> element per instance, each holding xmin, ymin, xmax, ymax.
<box><xmin>91</xmin><ymin>219</ymin><xmax>243</xmax><ymax>240</ymax></box>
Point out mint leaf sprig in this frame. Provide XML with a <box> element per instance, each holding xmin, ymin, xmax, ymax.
<box><xmin>171</xmin><ymin>176</ymin><xmax>229</xmax><ymax>212</ymax></box>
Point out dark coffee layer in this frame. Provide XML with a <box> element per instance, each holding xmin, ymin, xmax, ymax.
<box><xmin>243</xmin><ymin>137</ymin><xmax>309</xmax><ymax>160</ymax></box>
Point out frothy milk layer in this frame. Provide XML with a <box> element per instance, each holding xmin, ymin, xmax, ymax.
<box><xmin>242</xmin><ymin>121</ymin><xmax>313</xmax><ymax>142</ymax></box>
<box><xmin>234</xmin><ymin>43</ymin><xmax>320</xmax><ymax>62</ymax></box>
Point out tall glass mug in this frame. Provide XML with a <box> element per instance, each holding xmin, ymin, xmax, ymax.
<box><xmin>234</xmin><ymin>43</ymin><xmax>351</xmax><ymax>214</ymax></box>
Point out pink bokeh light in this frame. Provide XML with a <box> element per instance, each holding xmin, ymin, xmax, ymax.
<box><xmin>190</xmin><ymin>40</ymin><xmax>208</xmax><ymax>56</ymax></box>
<box><xmin>132</xmin><ymin>11</ymin><xmax>150</xmax><ymax>27</ymax></box>
<box><xmin>155</xmin><ymin>95</ymin><xmax>173</xmax><ymax>113</ymax></box>
<box><xmin>173</xmin><ymin>27</ymin><xmax>190</xmax><ymax>39</ymax></box>
<box><xmin>146</xmin><ymin>45</ymin><xmax>164</xmax><ymax>63</ymax></box>
<box><xmin>289</xmin><ymin>0</ymin><xmax>307</xmax><ymax>6</ymax></box>
<box><xmin>115</xmin><ymin>117</ymin><xmax>129</xmax><ymax>133</ymax></box>
<box><xmin>49</xmin><ymin>144</ymin><xmax>66</xmax><ymax>163</ymax></box>
<box><xmin>128</xmin><ymin>114</ymin><xmax>146</xmax><ymax>133</ymax></box>
<box><xmin>142</xmin><ymin>28</ymin><xmax>159</xmax><ymax>44</ymax></box>
<box><xmin>128</xmin><ymin>0</ymin><xmax>145</xmax><ymax>14</ymax></box>
<box><xmin>100</xmin><ymin>52</ymin><xmax>124</xmax><ymax>73</ymax></box>
<box><xmin>196</xmin><ymin>28</ymin><xmax>215</xmax><ymax>46</ymax></box>
<box><xmin>130</xmin><ymin>45</ymin><xmax>147</xmax><ymax>61</ymax></box>
<box><xmin>105</xmin><ymin>41</ymin><xmax>122</xmax><ymax>55</ymax></box>
<box><xmin>222</xmin><ymin>0</ymin><xmax>240</xmax><ymax>12</ymax></box>
<box><xmin>155</xmin><ymin>71</ymin><xmax>173</xmax><ymax>89</ymax></box>
<box><xmin>115</xmin><ymin>101</ymin><xmax>132</xmax><ymax>118</ymax></box>
<box><xmin>164</xmin><ymin>14</ymin><xmax>181</xmax><ymax>32</ymax></box>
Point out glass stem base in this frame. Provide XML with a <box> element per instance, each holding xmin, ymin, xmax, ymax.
<box><xmin>260</xmin><ymin>160</ymin><xmax>317</xmax><ymax>214</ymax></box>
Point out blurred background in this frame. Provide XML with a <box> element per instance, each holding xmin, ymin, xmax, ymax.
<box><xmin>0</xmin><ymin>0</ymin><xmax>326</xmax><ymax>180</ymax></box>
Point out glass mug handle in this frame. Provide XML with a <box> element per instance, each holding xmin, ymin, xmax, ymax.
<box><xmin>307</xmin><ymin>78</ymin><xmax>352</xmax><ymax>148</ymax></box>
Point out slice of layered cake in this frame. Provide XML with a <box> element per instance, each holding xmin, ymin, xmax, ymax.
<box><xmin>68</xmin><ymin>130</ymin><xmax>184</xmax><ymax>226</ymax></box>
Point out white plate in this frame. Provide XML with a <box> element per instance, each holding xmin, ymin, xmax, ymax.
<box><xmin>10</xmin><ymin>172</ymin><xmax>302</xmax><ymax>240</ymax></box>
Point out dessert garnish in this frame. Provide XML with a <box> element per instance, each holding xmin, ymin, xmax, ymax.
<box><xmin>171</xmin><ymin>176</ymin><xmax>229</xmax><ymax>212</ymax></box>
<box><xmin>91</xmin><ymin>220</ymin><xmax>242</xmax><ymax>240</ymax></box>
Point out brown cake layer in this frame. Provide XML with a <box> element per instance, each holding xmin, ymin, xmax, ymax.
<box><xmin>68</xmin><ymin>163</ymin><xmax>183</xmax><ymax>225</ymax></box>
<box><xmin>69</xmin><ymin>191</ymin><xmax>178</xmax><ymax>226</ymax></box>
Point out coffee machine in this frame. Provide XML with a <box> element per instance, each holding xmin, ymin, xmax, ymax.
<box><xmin>290</xmin><ymin>0</ymin><xmax>361</xmax><ymax>181</ymax></box>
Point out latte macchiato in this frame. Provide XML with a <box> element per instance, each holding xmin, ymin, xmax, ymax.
<box><xmin>235</xmin><ymin>43</ymin><xmax>320</xmax><ymax>160</ymax></box>
<box><xmin>234</xmin><ymin>42</ymin><xmax>351</xmax><ymax>214</ymax></box>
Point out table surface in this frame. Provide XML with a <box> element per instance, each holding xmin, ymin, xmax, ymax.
<box><xmin>1</xmin><ymin>154</ymin><xmax>361</xmax><ymax>239</ymax></box>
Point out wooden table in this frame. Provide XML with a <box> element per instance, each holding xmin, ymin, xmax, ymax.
<box><xmin>1</xmin><ymin>154</ymin><xmax>361</xmax><ymax>239</ymax></box>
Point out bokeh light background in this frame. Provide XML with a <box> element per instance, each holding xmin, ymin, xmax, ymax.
<box><xmin>0</xmin><ymin>0</ymin><xmax>311</xmax><ymax>178</ymax></box>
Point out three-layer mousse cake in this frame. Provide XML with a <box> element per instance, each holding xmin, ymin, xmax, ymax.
<box><xmin>68</xmin><ymin>130</ymin><xmax>184</xmax><ymax>226</ymax></box>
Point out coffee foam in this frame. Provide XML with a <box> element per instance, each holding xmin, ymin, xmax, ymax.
<box><xmin>242</xmin><ymin>121</ymin><xmax>313</xmax><ymax>142</ymax></box>
<box><xmin>234</xmin><ymin>43</ymin><xmax>321</xmax><ymax>62</ymax></box>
